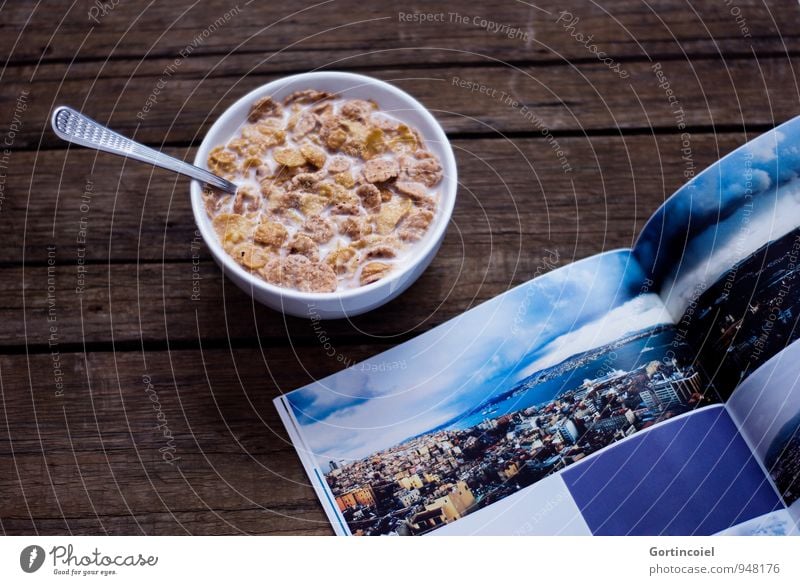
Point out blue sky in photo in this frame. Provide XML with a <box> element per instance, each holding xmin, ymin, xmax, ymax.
<box><xmin>286</xmin><ymin>249</ymin><xmax>673</xmax><ymax>468</ymax></box>
<box><xmin>634</xmin><ymin>115</ymin><xmax>800</xmax><ymax>318</ymax></box>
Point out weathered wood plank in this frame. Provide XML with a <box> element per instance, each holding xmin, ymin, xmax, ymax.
<box><xmin>0</xmin><ymin>348</ymin><xmax>347</xmax><ymax>534</ymax></box>
<box><xmin>3</xmin><ymin>57</ymin><xmax>798</xmax><ymax>151</ymax></box>
<box><xmin>1</xmin><ymin>0</ymin><xmax>796</xmax><ymax>67</ymax></box>
<box><xmin>0</xmin><ymin>133</ymin><xmax>753</xmax><ymax>348</ymax></box>
<box><xmin>0</xmin><ymin>133</ymin><xmax>749</xmax><ymax>266</ymax></box>
<box><xmin>0</xmin><ymin>251</ymin><xmax>534</xmax><ymax>348</ymax></box>
<box><xmin>0</xmin><ymin>511</ymin><xmax>332</xmax><ymax>536</ymax></box>
<box><xmin>4</xmin><ymin>0</ymin><xmax>797</xmax><ymax>537</ymax></box>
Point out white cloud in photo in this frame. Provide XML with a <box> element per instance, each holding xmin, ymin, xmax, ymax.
<box><xmin>662</xmin><ymin>178</ymin><xmax>800</xmax><ymax>318</ymax></box>
<box><xmin>285</xmin><ymin>251</ymin><xmax>672</xmax><ymax>468</ymax></box>
<box><xmin>517</xmin><ymin>293</ymin><xmax>672</xmax><ymax>379</ymax></box>
<box><xmin>300</xmin><ymin>291</ymin><xmax>671</xmax><ymax>467</ymax></box>
<box><xmin>300</xmin><ymin>399</ymin><xmax>463</xmax><ymax>467</ymax></box>
<box><xmin>748</xmin><ymin>130</ymin><xmax>784</xmax><ymax>163</ymax></box>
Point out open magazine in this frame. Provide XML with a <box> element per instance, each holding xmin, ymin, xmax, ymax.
<box><xmin>276</xmin><ymin>115</ymin><xmax>800</xmax><ymax>536</ymax></box>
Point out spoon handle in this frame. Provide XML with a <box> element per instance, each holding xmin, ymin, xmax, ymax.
<box><xmin>50</xmin><ymin>106</ymin><xmax>237</xmax><ymax>193</ymax></box>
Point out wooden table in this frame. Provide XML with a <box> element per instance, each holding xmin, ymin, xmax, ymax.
<box><xmin>1</xmin><ymin>0</ymin><xmax>798</xmax><ymax>535</ymax></box>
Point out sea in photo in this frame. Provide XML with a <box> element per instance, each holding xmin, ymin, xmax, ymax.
<box><xmin>447</xmin><ymin>325</ymin><xmax>701</xmax><ymax>431</ymax></box>
<box><xmin>322</xmin><ymin>324</ymin><xmax>716</xmax><ymax>535</ymax></box>
<box><xmin>283</xmin><ymin>251</ymin><xmax>720</xmax><ymax>535</ymax></box>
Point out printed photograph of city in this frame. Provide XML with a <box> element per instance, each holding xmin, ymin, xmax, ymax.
<box><xmin>323</xmin><ymin>325</ymin><xmax>716</xmax><ymax>535</ymax></box>
<box><xmin>283</xmin><ymin>251</ymin><xmax>721</xmax><ymax>536</ymax></box>
<box><xmin>632</xmin><ymin>115</ymin><xmax>800</xmax><ymax>399</ymax></box>
<box><xmin>681</xmin><ymin>226</ymin><xmax>800</xmax><ymax>398</ymax></box>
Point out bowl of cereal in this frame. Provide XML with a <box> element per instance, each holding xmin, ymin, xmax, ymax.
<box><xmin>191</xmin><ymin>71</ymin><xmax>457</xmax><ymax>319</ymax></box>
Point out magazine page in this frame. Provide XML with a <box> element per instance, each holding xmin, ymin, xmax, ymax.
<box><xmin>634</xmin><ymin>115</ymin><xmax>800</xmax><ymax>399</ymax></box>
<box><xmin>726</xmin><ymin>341</ymin><xmax>800</xmax><ymax>532</ymax></box>
<box><xmin>627</xmin><ymin>116</ymin><xmax>800</xmax><ymax>536</ymax></box>
<box><xmin>273</xmin><ymin>249</ymin><xmax>759</xmax><ymax>536</ymax></box>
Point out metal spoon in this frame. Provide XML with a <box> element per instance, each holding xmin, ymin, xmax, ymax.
<box><xmin>50</xmin><ymin>106</ymin><xmax>237</xmax><ymax>193</ymax></box>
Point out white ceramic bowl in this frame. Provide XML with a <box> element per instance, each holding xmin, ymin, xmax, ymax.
<box><xmin>191</xmin><ymin>71</ymin><xmax>457</xmax><ymax>319</ymax></box>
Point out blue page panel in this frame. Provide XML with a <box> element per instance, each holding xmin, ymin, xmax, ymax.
<box><xmin>562</xmin><ymin>407</ymin><xmax>782</xmax><ymax>535</ymax></box>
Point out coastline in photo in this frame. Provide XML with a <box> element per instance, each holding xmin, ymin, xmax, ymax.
<box><xmin>293</xmin><ymin>320</ymin><xmax>718</xmax><ymax>535</ymax></box>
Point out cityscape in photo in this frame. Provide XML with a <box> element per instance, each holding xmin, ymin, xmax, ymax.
<box><xmin>682</xmin><ymin>226</ymin><xmax>800</xmax><ymax>398</ymax></box>
<box><xmin>324</xmin><ymin>325</ymin><xmax>718</xmax><ymax>536</ymax></box>
<box><xmin>281</xmin><ymin>119</ymin><xmax>800</xmax><ymax>537</ymax></box>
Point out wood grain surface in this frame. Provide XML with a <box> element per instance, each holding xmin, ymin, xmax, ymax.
<box><xmin>1</xmin><ymin>0</ymin><xmax>798</xmax><ymax>535</ymax></box>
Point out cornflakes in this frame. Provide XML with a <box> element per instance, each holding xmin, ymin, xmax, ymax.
<box><xmin>205</xmin><ymin>89</ymin><xmax>444</xmax><ymax>292</ymax></box>
<box><xmin>360</xmin><ymin>262</ymin><xmax>391</xmax><ymax>286</ymax></box>
<box><xmin>254</xmin><ymin>220</ymin><xmax>288</xmax><ymax>248</ymax></box>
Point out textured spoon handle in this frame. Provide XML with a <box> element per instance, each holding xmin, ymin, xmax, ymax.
<box><xmin>50</xmin><ymin>106</ymin><xmax>237</xmax><ymax>193</ymax></box>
